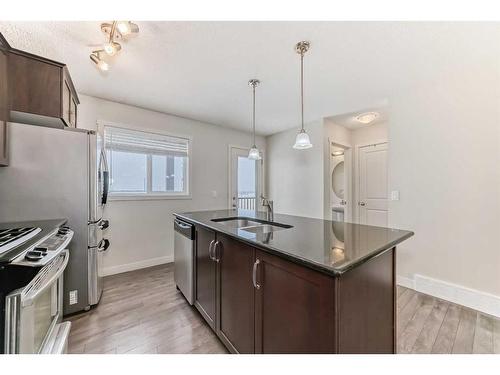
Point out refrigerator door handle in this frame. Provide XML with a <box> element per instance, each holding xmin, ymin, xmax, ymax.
<box><xmin>97</xmin><ymin>239</ymin><xmax>110</xmax><ymax>252</ymax></box>
<box><xmin>99</xmin><ymin>219</ymin><xmax>109</xmax><ymax>230</ymax></box>
<box><xmin>100</xmin><ymin>149</ymin><xmax>110</xmax><ymax>205</ymax></box>
<box><xmin>101</xmin><ymin>170</ymin><xmax>109</xmax><ymax>205</ymax></box>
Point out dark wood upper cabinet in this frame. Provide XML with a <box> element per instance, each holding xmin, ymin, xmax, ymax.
<box><xmin>216</xmin><ymin>234</ymin><xmax>255</xmax><ymax>354</ymax></box>
<box><xmin>254</xmin><ymin>249</ymin><xmax>336</xmax><ymax>354</ymax></box>
<box><xmin>194</xmin><ymin>226</ymin><xmax>217</xmax><ymax>330</ymax></box>
<box><xmin>8</xmin><ymin>47</ymin><xmax>79</xmax><ymax>129</ymax></box>
<box><xmin>0</xmin><ymin>33</ymin><xmax>9</xmax><ymax>166</ymax></box>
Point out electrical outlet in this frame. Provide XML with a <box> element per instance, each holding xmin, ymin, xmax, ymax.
<box><xmin>390</xmin><ymin>190</ymin><xmax>400</xmax><ymax>201</ymax></box>
<box><xmin>212</xmin><ymin>190</ymin><xmax>217</xmax><ymax>198</ymax></box>
<box><xmin>69</xmin><ymin>290</ymin><xmax>78</xmax><ymax>305</ymax></box>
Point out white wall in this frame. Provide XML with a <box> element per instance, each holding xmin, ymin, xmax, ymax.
<box><xmin>385</xmin><ymin>26</ymin><xmax>500</xmax><ymax>313</ymax></box>
<box><xmin>266</xmin><ymin>121</ymin><xmax>325</xmax><ymax>218</ymax></box>
<box><xmin>77</xmin><ymin>94</ymin><xmax>266</xmax><ymax>275</ymax></box>
<box><xmin>269</xmin><ymin>60</ymin><xmax>500</xmax><ymax>312</ymax></box>
<box><xmin>389</xmin><ymin>81</ymin><xmax>500</xmax><ymax>298</ymax></box>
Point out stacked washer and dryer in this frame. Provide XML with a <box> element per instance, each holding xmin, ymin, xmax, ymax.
<box><xmin>330</xmin><ymin>148</ymin><xmax>346</xmax><ymax>222</ymax></box>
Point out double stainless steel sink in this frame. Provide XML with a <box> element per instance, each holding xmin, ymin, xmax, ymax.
<box><xmin>211</xmin><ymin>217</ymin><xmax>293</xmax><ymax>234</ymax></box>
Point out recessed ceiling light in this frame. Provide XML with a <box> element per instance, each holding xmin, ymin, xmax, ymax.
<box><xmin>355</xmin><ymin>112</ymin><xmax>379</xmax><ymax>124</ymax></box>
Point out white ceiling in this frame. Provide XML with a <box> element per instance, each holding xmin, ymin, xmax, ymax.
<box><xmin>325</xmin><ymin>108</ymin><xmax>388</xmax><ymax>130</ymax></box>
<box><xmin>0</xmin><ymin>22</ymin><xmax>494</xmax><ymax>135</ymax></box>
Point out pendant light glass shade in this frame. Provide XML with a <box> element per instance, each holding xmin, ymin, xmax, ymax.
<box><xmin>248</xmin><ymin>79</ymin><xmax>261</xmax><ymax>160</ymax></box>
<box><xmin>248</xmin><ymin>146</ymin><xmax>261</xmax><ymax>160</ymax></box>
<box><xmin>293</xmin><ymin>129</ymin><xmax>313</xmax><ymax>149</ymax></box>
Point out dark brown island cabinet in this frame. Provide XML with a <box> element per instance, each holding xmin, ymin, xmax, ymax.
<box><xmin>185</xmin><ymin>214</ymin><xmax>412</xmax><ymax>354</ymax></box>
<box><xmin>0</xmin><ymin>31</ymin><xmax>79</xmax><ymax>131</ymax></box>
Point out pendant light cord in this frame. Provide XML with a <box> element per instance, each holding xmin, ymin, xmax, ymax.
<box><xmin>252</xmin><ymin>83</ymin><xmax>256</xmax><ymax>146</ymax></box>
<box><xmin>300</xmin><ymin>49</ymin><xmax>304</xmax><ymax>132</ymax></box>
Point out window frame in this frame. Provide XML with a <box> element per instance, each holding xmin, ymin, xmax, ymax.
<box><xmin>99</xmin><ymin>121</ymin><xmax>192</xmax><ymax>201</ymax></box>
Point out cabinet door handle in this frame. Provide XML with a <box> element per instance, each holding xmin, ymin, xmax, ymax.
<box><xmin>214</xmin><ymin>241</ymin><xmax>221</xmax><ymax>263</ymax></box>
<box><xmin>208</xmin><ymin>240</ymin><xmax>215</xmax><ymax>261</ymax></box>
<box><xmin>252</xmin><ymin>259</ymin><xmax>261</xmax><ymax>289</ymax></box>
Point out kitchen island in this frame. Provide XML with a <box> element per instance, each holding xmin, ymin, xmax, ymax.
<box><xmin>174</xmin><ymin>209</ymin><xmax>413</xmax><ymax>354</ymax></box>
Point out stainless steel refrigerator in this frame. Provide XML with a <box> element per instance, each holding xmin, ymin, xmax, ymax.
<box><xmin>0</xmin><ymin>122</ymin><xmax>110</xmax><ymax>315</ymax></box>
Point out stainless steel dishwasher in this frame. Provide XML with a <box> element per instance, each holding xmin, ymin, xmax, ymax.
<box><xmin>174</xmin><ymin>218</ymin><xmax>195</xmax><ymax>304</ymax></box>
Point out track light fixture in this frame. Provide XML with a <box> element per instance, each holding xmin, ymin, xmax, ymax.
<box><xmin>90</xmin><ymin>51</ymin><xmax>109</xmax><ymax>71</ymax></box>
<box><xmin>90</xmin><ymin>21</ymin><xmax>139</xmax><ymax>72</ymax></box>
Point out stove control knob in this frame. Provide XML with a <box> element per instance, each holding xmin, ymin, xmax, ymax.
<box><xmin>25</xmin><ymin>250</ymin><xmax>45</xmax><ymax>261</ymax></box>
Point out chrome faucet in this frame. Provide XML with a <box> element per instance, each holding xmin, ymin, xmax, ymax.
<box><xmin>260</xmin><ymin>195</ymin><xmax>274</xmax><ymax>222</ymax></box>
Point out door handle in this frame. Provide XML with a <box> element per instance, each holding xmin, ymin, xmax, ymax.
<box><xmin>359</xmin><ymin>201</ymin><xmax>366</xmax><ymax>206</ymax></box>
<box><xmin>252</xmin><ymin>259</ymin><xmax>261</xmax><ymax>289</ymax></box>
<box><xmin>208</xmin><ymin>240</ymin><xmax>215</xmax><ymax>261</ymax></box>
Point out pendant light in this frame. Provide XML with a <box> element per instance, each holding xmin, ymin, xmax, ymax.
<box><xmin>248</xmin><ymin>79</ymin><xmax>262</xmax><ymax>160</ymax></box>
<box><xmin>293</xmin><ymin>41</ymin><xmax>313</xmax><ymax>150</ymax></box>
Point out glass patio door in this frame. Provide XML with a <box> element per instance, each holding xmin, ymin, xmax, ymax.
<box><xmin>229</xmin><ymin>146</ymin><xmax>262</xmax><ymax>211</ymax></box>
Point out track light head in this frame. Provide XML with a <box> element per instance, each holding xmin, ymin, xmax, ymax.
<box><xmin>90</xmin><ymin>52</ymin><xmax>109</xmax><ymax>72</ymax></box>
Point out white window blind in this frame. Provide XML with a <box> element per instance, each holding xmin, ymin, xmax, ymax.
<box><xmin>105</xmin><ymin>126</ymin><xmax>189</xmax><ymax>157</ymax></box>
<box><xmin>104</xmin><ymin>125</ymin><xmax>190</xmax><ymax>198</ymax></box>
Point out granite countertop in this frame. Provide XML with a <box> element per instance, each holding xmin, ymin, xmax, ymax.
<box><xmin>0</xmin><ymin>218</ymin><xmax>67</xmax><ymax>265</ymax></box>
<box><xmin>174</xmin><ymin>209</ymin><xmax>414</xmax><ymax>276</ymax></box>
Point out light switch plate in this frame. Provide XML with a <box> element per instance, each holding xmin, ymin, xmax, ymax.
<box><xmin>212</xmin><ymin>190</ymin><xmax>217</xmax><ymax>198</ymax></box>
<box><xmin>390</xmin><ymin>190</ymin><xmax>400</xmax><ymax>201</ymax></box>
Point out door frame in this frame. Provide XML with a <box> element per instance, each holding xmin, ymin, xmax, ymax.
<box><xmin>227</xmin><ymin>144</ymin><xmax>265</xmax><ymax>210</ymax></box>
<box><xmin>355</xmin><ymin>140</ymin><xmax>388</xmax><ymax>224</ymax></box>
<box><xmin>328</xmin><ymin>139</ymin><xmax>353</xmax><ymax>222</ymax></box>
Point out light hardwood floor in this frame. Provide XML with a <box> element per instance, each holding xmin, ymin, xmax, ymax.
<box><xmin>65</xmin><ymin>263</ymin><xmax>500</xmax><ymax>354</ymax></box>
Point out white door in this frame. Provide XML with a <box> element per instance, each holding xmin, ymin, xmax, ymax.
<box><xmin>229</xmin><ymin>146</ymin><xmax>262</xmax><ymax>210</ymax></box>
<box><xmin>358</xmin><ymin>142</ymin><xmax>388</xmax><ymax>226</ymax></box>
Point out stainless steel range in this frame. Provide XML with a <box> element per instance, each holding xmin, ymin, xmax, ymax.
<box><xmin>0</xmin><ymin>219</ymin><xmax>73</xmax><ymax>354</ymax></box>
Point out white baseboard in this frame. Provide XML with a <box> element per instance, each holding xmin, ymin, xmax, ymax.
<box><xmin>397</xmin><ymin>274</ymin><xmax>500</xmax><ymax>318</ymax></box>
<box><xmin>102</xmin><ymin>255</ymin><xmax>174</xmax><ymax>277</ymax></box>
<box><xmin>396</xmin><ymin>275</ymin><xmax>415</xmax><ymax>290</ymax></box>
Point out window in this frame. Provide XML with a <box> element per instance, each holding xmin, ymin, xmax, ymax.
<box><xmin>104</xmin><ymin>125</ymin><xmax>190</xmax><ymax>198</ymax></box>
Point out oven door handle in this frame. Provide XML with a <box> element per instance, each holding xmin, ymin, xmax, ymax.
<box><xmin>22</xmin><ymin>250</ymin><xmax>70</xmax><ymax>307</ymax></box>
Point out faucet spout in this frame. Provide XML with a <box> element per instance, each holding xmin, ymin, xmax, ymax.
<box><xmin>260</xmin><ymin>195</ymin><xmax>274</xmax><ymax>222</ymax></box>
